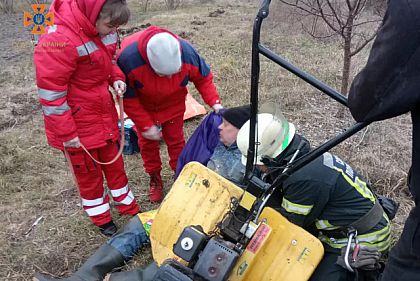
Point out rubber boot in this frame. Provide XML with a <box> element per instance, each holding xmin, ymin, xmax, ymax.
<box><xmin>34</xmin><ymin>244</ymin><xmax>125</xmax><ymax>281</ymax></box>
<box><xmin>98</xmin><ymin>221</ymin><xmax>118</xmax><ymax>237</ymax></box>
<box><xmin>148</xmin><ymin>173</ymin><xmax>163</xmax><ymax>203</ymax></box>
<box><xmin>106</xmin><ymin>262</ymin><xmax>158</xmax><ymax>281</ymax></box>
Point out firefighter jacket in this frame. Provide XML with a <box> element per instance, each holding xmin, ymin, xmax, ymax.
<box><xmin>34</xmin><ymin>0</ymin><xmax>124</xmax><ymax>150</ymax></box>
<box><xmin>267</xmin><ymin>135</ymin><xmax>391</xmax><ymax>253</ymax></box>
<box><xmin>348</xmin><ymin>0</ymin><xmax>420</xmax><ymax>211</ymax></box>
<box><xmin>116</xmin><ymin>26</ymin><xmax>221</xmax><ymax>133</ymax></box>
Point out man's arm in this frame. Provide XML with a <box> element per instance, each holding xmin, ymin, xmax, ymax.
<box><xmin>34</xmin><ymin>33</ymin><xmax>78</xmax><ymax>144</ymax></box>
<box><xmin>348</xmin><ymin>0</ymin><xmax>420</xmax><ymax>122</ymax></box>
<box><xmin>122</xmin><ymin>87</ymin><xmax>155</xmax><ymax>133</ymax></box>
<box><xmin>180</xmin><ymin>40</ymin><xmax>221</xmax><ymax>107</ymax></box>
<box><xmin>279</xmin><ymin>180</ymin><xmax>328</xmax><ymax>227</ymax></box>
<box><xmin>117</xmin><ymin>45</ymin><xmax>155</xmax><ymax>132</ymax></box>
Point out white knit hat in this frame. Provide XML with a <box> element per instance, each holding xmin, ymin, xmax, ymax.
<box><xmin>146</xmin><ymin>32</ymin><xmax>182</xmax><ymax>76</ymax></box>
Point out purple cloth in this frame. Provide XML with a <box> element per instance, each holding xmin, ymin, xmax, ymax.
<box><xmin>175</xmin><ymin>111</ymin><xmax>223</xmax><ymax>178</ymax></box>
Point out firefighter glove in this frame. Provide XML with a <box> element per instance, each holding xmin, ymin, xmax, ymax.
<box><xmin>336</xmin><ymin>245</ymin><xmax>381</xmax><ymax>271</ymax></box>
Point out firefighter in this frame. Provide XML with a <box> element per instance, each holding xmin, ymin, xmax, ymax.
<box><xmin>117</xmin><ymin>26</ymin><xmax>222</xmax><ymax>203</ymax></box>
<box><xmin>348</xmin><ymin>0</ymin><xmax>420</xmax><ymax>279</ymax></box>
<box><xmin>33</xmin><ymin>0</ymin><xmax>140</xmax><ymax>236</ymax></box>
<box><xmin>236</xmin><ymin>112</ymin><xmax>392</xmax><ymax>281</ymax></box>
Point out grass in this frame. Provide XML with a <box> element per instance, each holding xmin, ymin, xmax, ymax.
<box><xmin>0</xmin><ymin>0</ymin><xmax>413</xmax><ymax>280</ymax></box>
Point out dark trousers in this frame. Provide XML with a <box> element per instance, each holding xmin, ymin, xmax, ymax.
<box><xmin>310</xmin><ymin>252</ymin><xmax>380</xmax><ymax>281</ymax></box>
<box><xmin>310</xmin><ymin>252</ymin><xmax>353</xmax><ymax>281</ymax></box>
<box><xmin>381</xmin><ymin>206</ymin><xmax>420</xmax><ymax>281</ymax></box>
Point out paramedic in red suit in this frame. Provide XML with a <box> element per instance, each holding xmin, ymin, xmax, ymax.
<box><xmin>117</xmin><ymin>26</ymin><xmax>223</xmax><ymax>203</ymax></box>
<box><xmin>33</xmin><ymin>0</ymin><xmax>140</xmax><ymax>236</ymax></box>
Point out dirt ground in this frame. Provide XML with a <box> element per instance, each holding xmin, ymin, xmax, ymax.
<box><xmin>0</xmin><ymin>0</ymin><xmax>414</xmax><ymax>280</ymax></box>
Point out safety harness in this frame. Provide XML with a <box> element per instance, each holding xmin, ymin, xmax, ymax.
<box><xmin>342</xmin><ymin>200</ymin><xmax>384</xmax><ymax>272</ymax></box>
<box><xmin>349</xmin><ymin>199</ymin><xmax>384</xmax><ymax>235</ymax></box>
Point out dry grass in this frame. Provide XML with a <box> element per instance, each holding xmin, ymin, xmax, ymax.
<box><xmin>0</xmin><ymin>0</ymin><xmax>413</xmax><ymax>280</ymax></box>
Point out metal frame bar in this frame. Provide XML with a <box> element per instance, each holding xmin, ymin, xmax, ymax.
<box><xmin>245</xmin><ymin>0</ymin><xmax>370</xmax><ymax>185</ymax></box>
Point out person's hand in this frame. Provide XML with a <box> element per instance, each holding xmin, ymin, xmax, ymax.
<box><xmin>336</xmin><ymin>245</ymin><xmax>380</xmax><ymax>271</ymax></box>
<box><xmin>63</xmin><ymin>136</ymin><xmax>81</xmax><ymax>148</ymax></box>
<box><xmin>141</xmin><ymin>125</ymin><xmax>162</xmax><ymax>141</ymax></box>
<box><xmin>113</xmin><ymin>80</ymin><xmax>126</xmax><ymax>97</ymax></box>
<box><xmin>212</xmin><ymin>104</ymin><xmax>223</xmax><ymax>113</ymax></box>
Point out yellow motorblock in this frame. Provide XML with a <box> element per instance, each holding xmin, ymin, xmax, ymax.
<box><xmin>150</xmin><ymin>162</ymin><xmax>324</xmax><ymax>281</ymax></box>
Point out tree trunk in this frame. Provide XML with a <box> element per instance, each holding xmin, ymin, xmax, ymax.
<box><xmin>336</xmin><ymin>25</ymin><xmax>353</xmax><ymax>118</ymax></box>
<box><xmin>143</xmin><ymin>0</ymin><xmax>150</xmax><ymax>12</ymax></box>
<box><xmin>341</xmin><ymin>37</ymin><xmax>352</xmax><ymax>96</ymax></box>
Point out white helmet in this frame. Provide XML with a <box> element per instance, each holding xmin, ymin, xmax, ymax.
<box><xmin>237</xmin><ymin>113</ymin><xmax>295</xmax><ymax>165</ymax></box>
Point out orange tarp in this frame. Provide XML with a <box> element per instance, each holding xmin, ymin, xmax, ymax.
<box><xmin>183</xmin><ymin>93</ymin><xmax>207</xmax><ymax>120</ymax></box>
<box><xmin>116</xmin><ymin>93</ymin><xmax>207</xmax><ymax>121</ymax></box>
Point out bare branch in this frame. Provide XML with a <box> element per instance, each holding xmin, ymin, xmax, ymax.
<box><xmin>350</xmin><ymin>31</ymin><xmax>378</xmax><ymax>56</ymax></box>
<box><xmin>346</xmin><ymin>0</ymin><xmax>352</xmax><ymax>11</ymax></box>
<box><xmin>316</xmin><ymin>0</ymin><xmax>340</xmax><ymax>33</ymax></box>
<box><xmin>302</xmin><ymin>16</ymin><xmax>336</xmax><ymax>39</ymax></box>
<box><xmin>325</xmin><ymin>0</ymin><xmax>344</xmax><ymax>29</ymax></box>
<box><xmin>354</xmin><ymin>0</ymin><xmax>368</xmax><ymax>15</ymax></box>
<box><xmin>351</xmin><ymin>18</ymin><xmax>382</xmax><ymax>28</ymax></box>
<box><xmin>280</xmin><ymin>0</ymin><xmax>323</xmax><ymax>17</ymax></box>
<box><xmin>277</xmin><ymin>0</ymin><xmax>385</xmax><ymax>95</ymax></box>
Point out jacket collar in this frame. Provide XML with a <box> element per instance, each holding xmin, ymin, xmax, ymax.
<box><xmin>268</xmin><ymin>134</ymin><xmax>311</xmax><ymax>168</ymax></box>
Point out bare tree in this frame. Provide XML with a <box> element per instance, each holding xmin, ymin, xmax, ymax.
<box><xmin>140</xmin><ymin>0</ymin><xmax>150</xmax><ymax>12</ymax></box>
<box><xmin>280</xmin><ymin>0</ymin><xmax>385</xmax><ymax>95</ymax></box>
<box><xmin>165</xmin><ymin>0</ymin><xmax>181</xmax><ymax>10</ymax></box>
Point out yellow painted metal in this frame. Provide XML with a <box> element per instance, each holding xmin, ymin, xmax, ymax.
<box><xmin>229</xmin><ymin>207</ymin><xmax>324</xmax><ymax>281</ymax></box>
<box><xmin>150</xmin><ymin>162</ymin><xmax>324</xmax><ymax>280</ymax></box>
<box><xmin>239</xmin><ymin>191</ymin><xmax>256</xmax><ymax>211</ymax></box>
<box><xmin>150</xmin><ymin>162</ymin><xmax>244</xmax><ymax>265</ymax></box>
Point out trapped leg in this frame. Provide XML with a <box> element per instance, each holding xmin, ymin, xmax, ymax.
<box><xmin>107</xmin><ymin>262</ymin><xmax>158</xmax><ymax>281</ymax></box>
<box><xmin>107</xmin><ymin>215</ymin><xmax>150</xmax><ymax>260</ymax></box>
<box><xmin>34</xmin><ymin>244</ymin><xmax>124</xmax><ymax>281</ymax></box>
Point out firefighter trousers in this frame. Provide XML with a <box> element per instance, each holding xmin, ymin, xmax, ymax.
<box><xmin>310</xmin><ymin>252</ymin><xmax>380</xmax><ymax>281</ymax></box>
<box><xmin>381</xmin><ymin>206</ymin><xmax>420</xmax><ymax>281</ymax></box>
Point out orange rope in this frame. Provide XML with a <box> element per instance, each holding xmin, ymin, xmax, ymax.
<box><xmin>67</xmin><ymin>94</ymin><xmax>126</xmax><ymax>166</ymax></box>
<box><xmin>81</xmin><ymin>94</ymin><xmax>125</xmax><ymax>165</ymax></box>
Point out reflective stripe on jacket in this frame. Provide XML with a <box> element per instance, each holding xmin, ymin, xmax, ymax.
<box><xmin>34</xmin><ymin>0</ymin><xmax>125</xmax><ymax>149</ymax></box>
<box><xmin>270</xmin><ymin>137</ymin><xmax>392</xmax><ymax>254</ymax></box>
